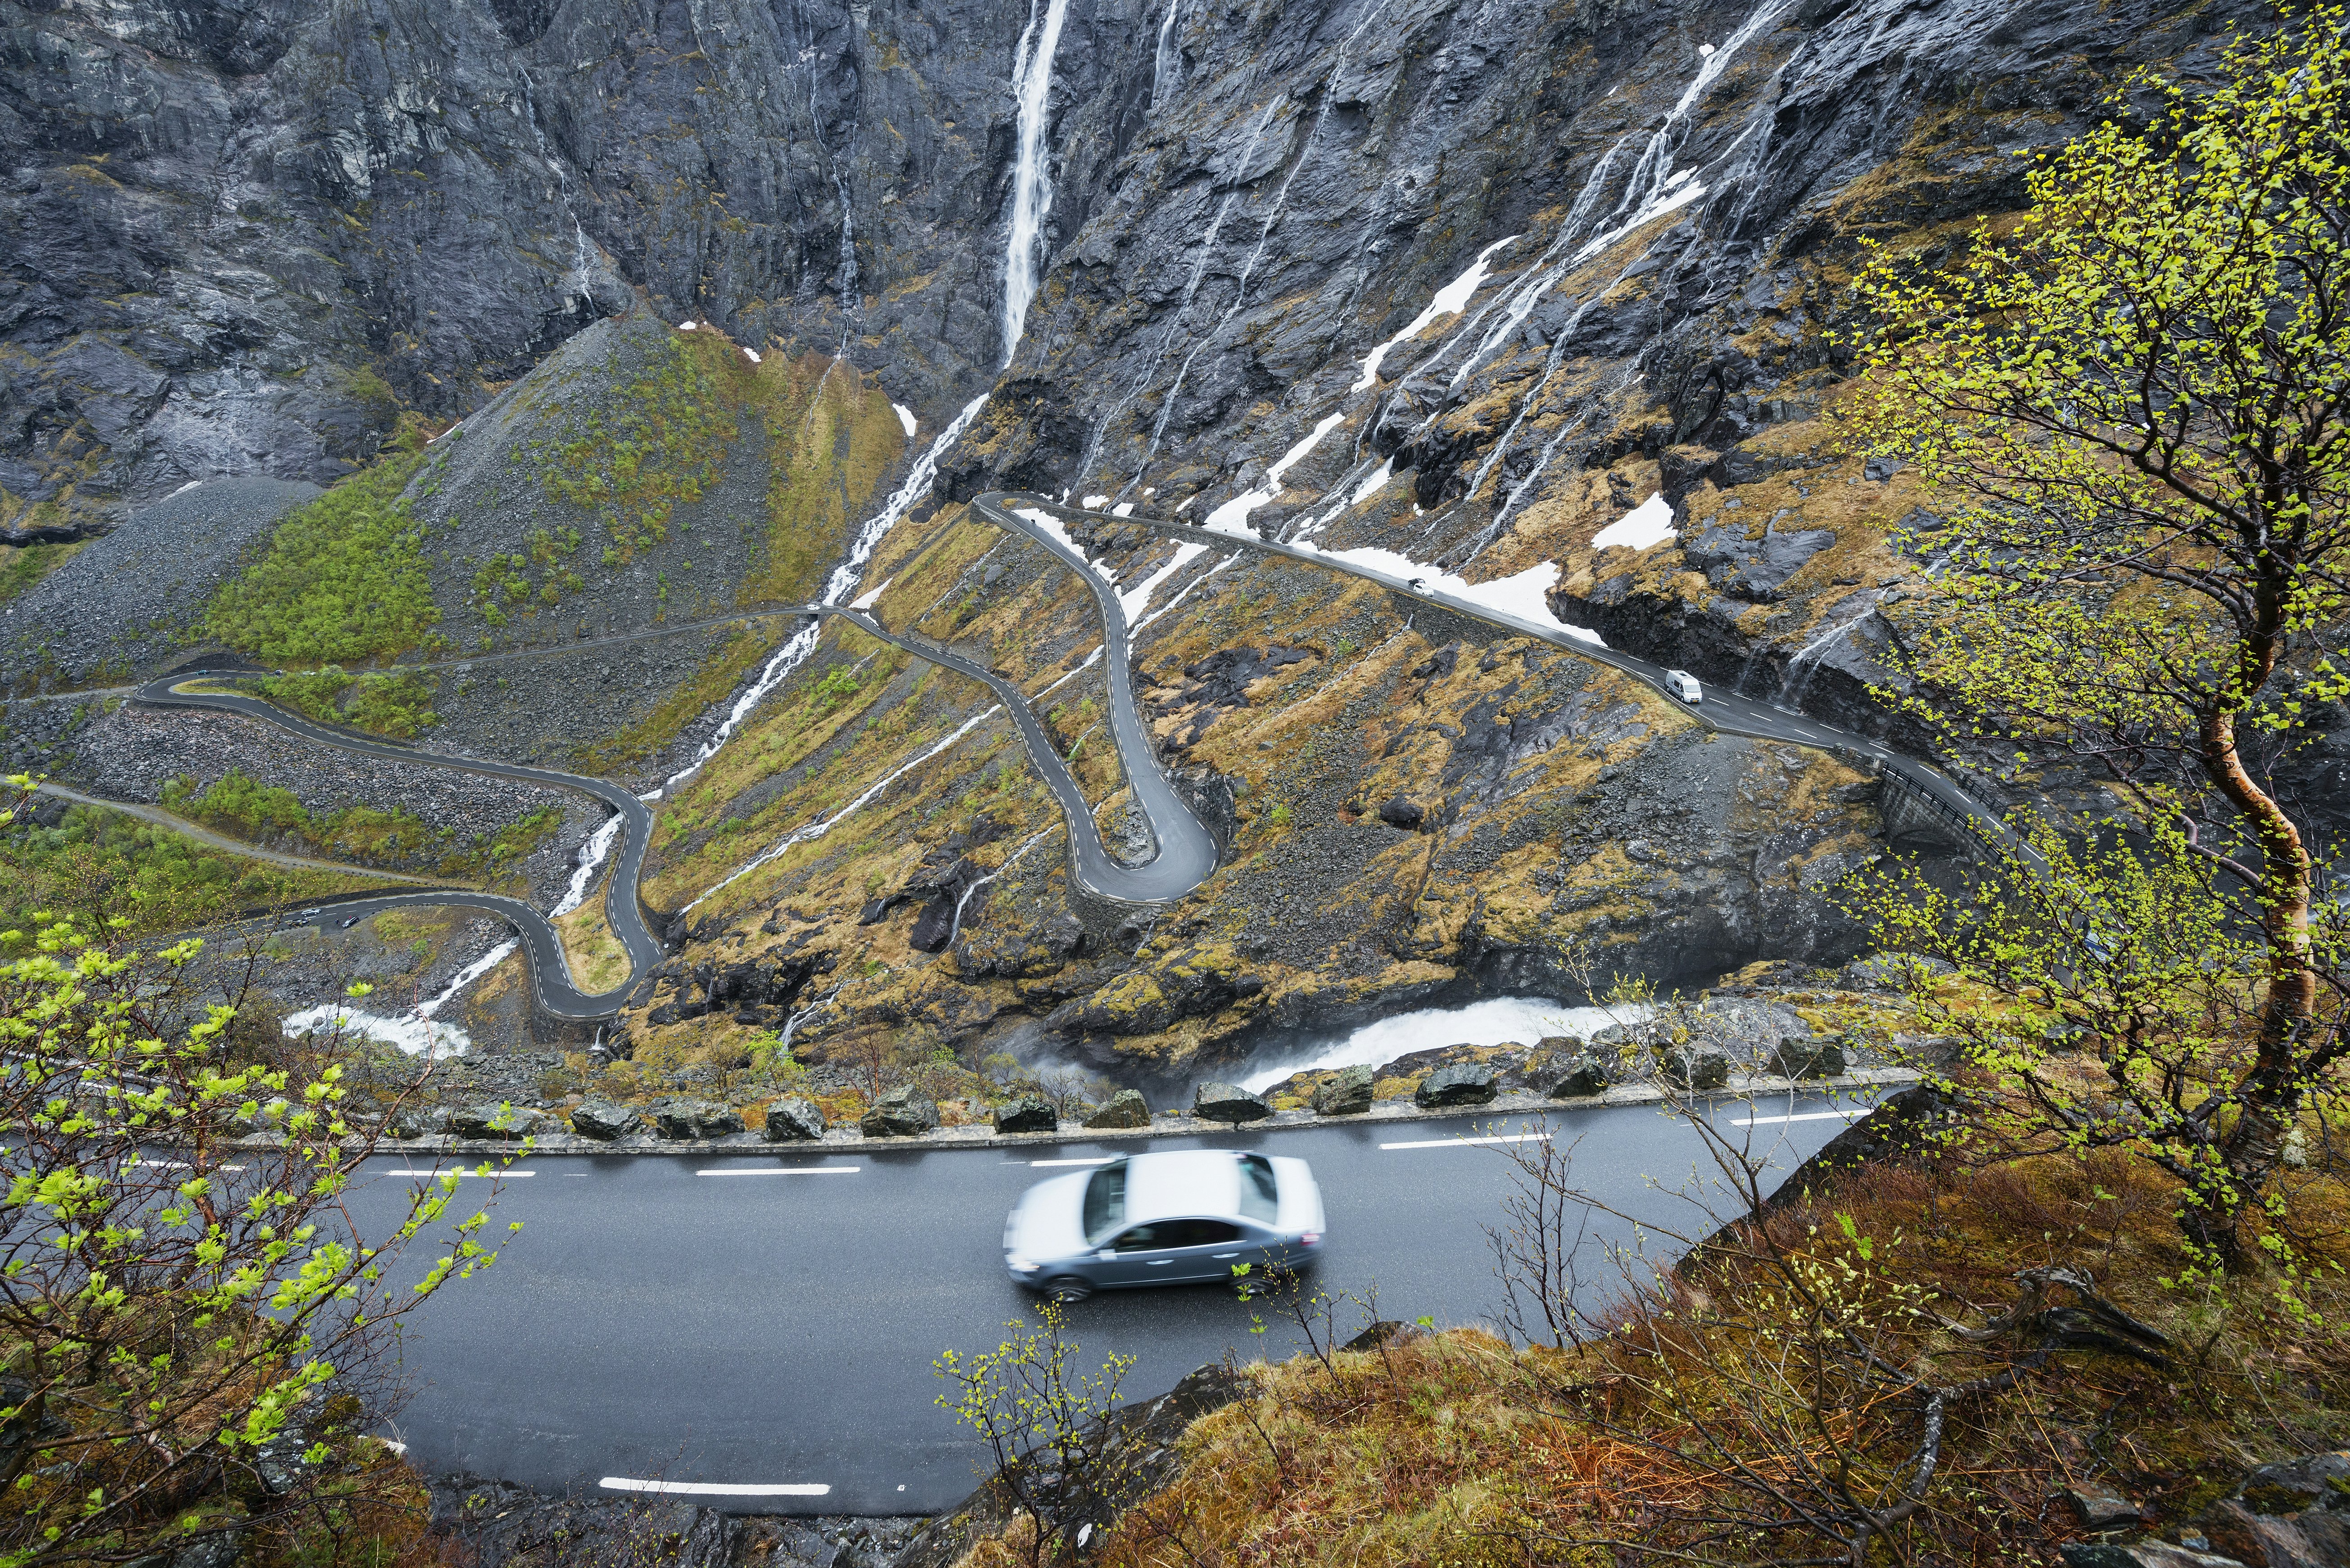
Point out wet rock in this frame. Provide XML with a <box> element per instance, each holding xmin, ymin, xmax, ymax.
<box><xmin>1378</xmin><ymin>795</ymin><xmax>1426</xmax><ymax>829</ymax></box>
<box><xmin>991</xmin><ymin>1095</ymin><xmax>1057</xmax><ymax>1134</ymax></box>
<box><xmin>860</xmin><ymin>1085</ymin><xmax>940</xmax><ymax>1138</ymax></box>
<box><xmin>386</xmin><ymin>1104</ymin><xmax>449</xmax><ymax>1139</ymax></box>
<box><xmin>1771</xmin><ymin>1036</ymin><xmax>1847</xmax><ymax>1079</ymax></box>
<box><xmin>449</xmin><ymin>1102</ymin><xmax>542</xmax><ymax>1140</ymax></box>
<box><xmin>569</xmin><ymin>1099</ymin><xmax>642</xmax><ymax>1140</ymax></box>
<box><xmin>1839</xmin><ymin>954</ymin><xmax>1959</xmax><ymax>992</ymax></box>
<box><xmin>1193</xmin><ymin>1082</ymin><xmax>1270</xmax><ymax>1124</ymax></box>
<box><xmin>2058</xmin><ymin>1547</ymin><xmax>2248</xmax><ymax>1568</ymax></box>
<box><xmin>1312</xmin><ymin>1064</ymin><xmax>1374</xmax><ymax>1116</ymax></box>
<box><xmin>1660</xmin><ymin>1050</ymin><xmax>1731</xmax><ymax>1091</ymax></box>
<box><xmin>1415</xmin><ymin>1063</ymin><xmax>1498</xmax><ymax>1108</ymax></box>
<box><xmin>651</xmin><ymin>1099</ymin><xmax>745</xmax><ymax>1140</ymax></box>
<box><xmin>1681</xmin><ymin>516</ymin><xmax>1838</xmax><ymax>601</ymax></box>
<box><xmin>761</xmin><ymin>1096</ymin><xmax>826</xmax><ymax>1142</ymax></box>
<box><xmin>1083</xmin><ymin>1089</ymin><xmax>1151</xmax><ymax>1128</ymax></box>
<box><xmin>2064</xmin><ymin>1490</ymin><xmax>2147</xmax><ymax>1530</ymax></box>
<box><xmin>1544</xmin><ymin>1052</ymin><xmax>1614</xmax><ymax>1099</ymax></box>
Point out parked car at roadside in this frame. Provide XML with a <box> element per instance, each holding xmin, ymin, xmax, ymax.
<box><xmin>1003</xmin><ymin>1149</ymin><xmax>1325</xmax><ymax>1302</ymax></box>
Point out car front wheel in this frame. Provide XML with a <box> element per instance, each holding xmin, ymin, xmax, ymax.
<box><xmin>1042</xmin><ymin>1275</ymin><xmax>1094</xmax><ymax>1304</ymax></box>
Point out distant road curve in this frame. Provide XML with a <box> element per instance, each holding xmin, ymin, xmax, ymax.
<box><xmin>981</xmin><ymin>491</ymin><xmax>2031</xmax><ymax>868</ymax></box>
<box><xmin>131</xmin><ymin>674</ymin><xmax>660</xmax><ymax>1020</ymax></box>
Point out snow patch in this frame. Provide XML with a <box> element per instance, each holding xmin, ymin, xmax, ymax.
<box><xmin>1117</xmin><ymin>541</ymin><xmax>1209</xmax><ymax>626</ymax></box>
<box><xmin>742</xmin><ymin>346</ymin><xmax>762</xmax><ymax>363</ymax></box>
<box><xmin>1082</xmin><ymin>494</ymin><xmax>1110</xmax><ymax>509</ymax></box>
<box><xmin>850</xmin><ymin>577</ymin><xmax>892</xmax><ymax>611</ymax></box>
<box><xmin>1591</xmin><ymin>493</ymin><xmax>1676</xmax><ymax>551</ymax></box>
<box><xmin>169</xmin><ymin>479</ymin><xmax>203</xmax><ymax>498</ymax></box>
<box><xmin>1289</xmin><ymin>541</ymin><xmax>1606</xmax><ymax>648</ymax></box>
<box><xmin>1348</xmin><ymin>458</ymin><xmax>1394</xmax><ymax>509</ymax></box>
<box><xmin>1111</xmin><ymin>502</ymin><xmax>1134</xmax><ymax>518</ymax></box>
<box><xmin>1200</xmin><ymin>413</ymin><xmax>1346</xmax><ymax>536</ymax></box>
<box><xmin>1351</xmin><ymin>235</ymin><xmax>1520</xmax><ymax>392</ymax></box>
<box><xmin>678</xmin><ymin>320</ymin><xmax>697</xmax><ymax>330</ymax></box>
<box><xmin>892</xmin><ymin>402</ymin><xmax>918</xmax><ymax>438</ymax></box>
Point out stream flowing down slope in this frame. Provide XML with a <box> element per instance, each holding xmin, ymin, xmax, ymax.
<box><xmin>123</xmin><ymin>480</ymin><xmax>2020</xmax><ymax>1026</ymax></box>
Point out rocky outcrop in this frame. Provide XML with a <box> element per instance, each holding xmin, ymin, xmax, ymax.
<box><xmin>860</xmin><ymin>1086</ymin><xmax>940</xmax><ymax>1138</ymax></box>
<box><xmin>651</xmin><ymin>1100</ymin><xmax>746</xmax><ymax>1140</ymax></box>
<box><xmin>448</xmin><ymin>1103</ymin><xmax>542</xmax><ymax>1140</ymax></box>
<box><xmin>991</xmin><ymin>1095</ymin><xmax>1058</xmax><ymax>1133</ymax></box>
<box><xmin>1085</xmin><ymin>1089</ymin><xmax>1152</xmax><ymax>1129</ymax></box>
<box><xmin>1312</xmin><ymin>1064</ymin><xmax>1374</xmax><ymax>1117</ymax></box>
<box><xmin>762</xmin><ymin>1096</ymin><xmax>827</xmax><ymax>1142</ymax></box>
<box><xmin>1415</xmin><ymin>1063</ymin><xmax>1498</xmax><ymax>1108</ymax></box>
<box><xmin>1192</xmin><ymin>1083</ymin><xmax>1270</xmax><ymax>1125</ymax></box>
<box><xmin>569</xmin><ymin>1099</ymin><xmax>642</xmax><ymax>1140</ymax></box>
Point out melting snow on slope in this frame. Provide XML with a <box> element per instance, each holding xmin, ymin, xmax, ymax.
<box><xmin>851</xmin><ymin>577</ymin><xmax>892</xmax><ymax>610</ymax></box>
<box><xmin>742</xmin><ymin>347</ymin><xmax>762</xmax><ymax>363</ymax></box>
<box><xmin>1591</xmin><ymin>493</ymin><xmax>1676</xmax><ymax>550</ymax></box>
<box><xmin>1349</xmin><ymin>458</ymin><xmax>1394</xmax><ymax>509</ymax></box>
<box><xmin>1201</xmin><ymin>412</ymin><xmax>1346</xmax><ymax>535</ymax></box>
<box><xmin>892</xmin><ymin>402</ymin><xmax>918</xmax><ymax>437</ymax></box>
<box><xmin>1305</xmin><ymin>545</ymin><xmax>1605</xmax><ymax>648</ymax></box>
<box><xmin>1350</xmin><ymin>234</ymin><xmax>1520</xmax><ymax>392</ymax></box>
<box><xmin>1116</xmin><ymin>542</ymin><xmax>1210</xmax><ymax>625</ymax></box>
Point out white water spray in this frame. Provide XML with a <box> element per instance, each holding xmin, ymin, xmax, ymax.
<box><xmin>1001</xmin><ymin>0</ymin><xmax>1074</xmax><ymax>364</ymax></box>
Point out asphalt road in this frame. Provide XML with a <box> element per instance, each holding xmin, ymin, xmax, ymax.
<box><xmin>992</xmin><ymin>492</ymin><xmax>2027</xmax><ymax>865</ymax></box>
<box><xmin>132</xmin><ymin>673</ymin><xmax>661</xmax><ymax>1018</ymax></box>
<box><xmin>355</xmin><ymin>1090</ymin><xmax>1874</xmax><ymax>1514</ymax></box>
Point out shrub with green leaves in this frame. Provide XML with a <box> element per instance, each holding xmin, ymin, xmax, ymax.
<box><xmin>205</xmin><ymin>452</ymin><xmax>444</xmax><ymax>663</ymax></box>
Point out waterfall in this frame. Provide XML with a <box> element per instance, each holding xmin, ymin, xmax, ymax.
<box><xmin>659</xmin><ymin>392</ymin><xmax>992</xmax><ymax>797</ymax></box>
<box><xmin>1078</xmin><ymin>96</ymin><xmax>1284</xmax><ymax>487</ymax></box>
<box><xmin>1001</xmin><ymin>0</ymin><xmax>1074</xmax><ymax>364</ymax></box>
<box><xmin>1151</xmin><ymin>0</ymin><xmax>1184</xmax><ymax>106</ymax></box>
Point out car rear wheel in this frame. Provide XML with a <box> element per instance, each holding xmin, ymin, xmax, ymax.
<box><xmin>1042</xmin><ymin>1275</ymin><xmax>1094</xmax><ymax>1304</ymax></box>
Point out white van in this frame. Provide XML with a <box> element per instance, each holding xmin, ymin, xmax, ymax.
<box><xmin>1664</xmin><ymin>669</ymin><xmax>1703</xmax><ymax>704</ymax></box>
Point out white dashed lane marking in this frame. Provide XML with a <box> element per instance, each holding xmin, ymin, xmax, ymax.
<box><xmin>696</xmin><ymin>1167</ymin><xmax>863</xmax><ymax>1177</ymax></box>
<box><xmin>1380</xmin><ymin>1133</ymin><xmax>1550</xmax><ymax>1151</ymax></box>
<box><xmin>1029</xmin><ymin>1156</ymin><xmax>1119</xmax><ymax>1167</ymax></box>
<box><xmin>600</xmin><ymin>1478</ymin><xmax>831</xmax><ymax>1497</ymax></box>
<box><xmin>1731</xmin><ymin>1109</ymin><xmax>1870</xmax><ymax>1126</ymax></box>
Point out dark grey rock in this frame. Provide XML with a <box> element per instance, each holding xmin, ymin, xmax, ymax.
<box><xmin>1312</xmin><ymin>1063</ymin><xmax>1374</xmax><ymax>1116</ymax></box>
<box><xmin>652</xmin><ymin>1099</ymin><xmax>745</xmax><ymax>1140</ymax></box>
<box><xmin>1544</xmin><ymin>1053</ymin><xmax>1613</xmax><ymax>1099</ymax></box>
<box><xmin>1660</xmin><ymin>1050</ymin><xmax>1731</xmax><ymax>1092</ymax></box>
<box><xmin>386</xmin><ymin>1104</ymin><xmax>449</xmax><ymax>1139</ymax></box>
<box><xmin>2063</xmin><ymin>1490</ymin><xmax>2146</xmax><ymax>1530</ymax></box>
<box><xmin>1377</xmin><ymin>796</ymin><xmax>1425</xmax><ymax>829</ymax></box>
<box><xmin>1193</xmin><ymin>1082</ymin><xmax>1271</xmax><ymax>1124</ymax></box>
<box><xmin>860</xmin><ymin>1086</ymin><xmax>940</xmax><ymax>1138</ymax></box>
<box><xmin>568</xmin><ymin>1099</ymin><xmax>641</xmax><ymax>1140</ymax></box>
<box><xmin>991</xmin><ymin>1095</ymin><xmax>1057</xmax><ymax>1134</ymax></box>
<box><xmin>1415</xmin><ymin>1063</ymin><xmax>1498</xmax><ymax>1108</ymax></box>
<box><xmin>2058</xmin><ymin>1547</ymin><xmax>2247</xmax><ymax>1568</ymax></box>
<box><xmin>1681</xmin><ymin>518</ymin><xmax>1838</xmax><ymax>601</ymax></box>
<box><xmin>449</xmin><ymin>1102</ymin><xmax>542</xmax><ymax>1140</ymax></box>
<box><xmin>761</xmin><ymin>1096</ymin><xmax>826</xmax><ymax>1142</ymax></box>
<box><xmin>1085</xmin><ymin>1089</ymin><xmax>1151</xmax><ymax>1129</ymax></box>
<box><xmin>1771</xmin><ymin>1036</ymin><xmax>1847</xmax><ymax>1079</ymax></box>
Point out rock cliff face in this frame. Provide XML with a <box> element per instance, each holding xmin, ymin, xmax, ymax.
<box><xmin>0</xmin><ymin>0</ymin><xmax>2257</xmax><ymax>1065</ymax></box>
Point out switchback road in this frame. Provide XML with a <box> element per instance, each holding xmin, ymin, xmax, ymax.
<box><xmin>354</xmin><ymin>1090</ymin><xmax>1875</xmax><ymax>1514</ymax></box>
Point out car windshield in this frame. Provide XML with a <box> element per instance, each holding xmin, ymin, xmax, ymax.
<box><xmin>1082</xmin><ymin>1162</ymin><xmax>1127</xmax><ymax>1243</ymax></box>
<box><xmin>1237</xmin><ymin>1154</ymin><xmax>1279</xmax><ymax>1223</ymax></box>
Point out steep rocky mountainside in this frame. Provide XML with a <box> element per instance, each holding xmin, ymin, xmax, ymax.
<box><xmin>1</xmin><ymin>0</ymin><xmax>2281</xmax><ymax>1068</ymax></box>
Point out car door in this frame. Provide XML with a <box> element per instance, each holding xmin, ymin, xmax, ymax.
<box><xmin>1094</xmin><ymin>1222</ymin><xmax>1180</xmax><ymax>1287</ymax></box>
<box><xmin>1155</xmin><ymin>1218</ymin><xmax>1249</xmax><ymax>1282</ymax></box>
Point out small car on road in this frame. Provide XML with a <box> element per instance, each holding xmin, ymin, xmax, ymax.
<box><xmin>1664</xmin><ymin>669</ymin><xmax>1704</xmax><ymax>703</ymax></box>
<box><xmin>1003</xmin><ymin>1149</ymin><xmax>1325</xmax><ymax>1303</ymax></box>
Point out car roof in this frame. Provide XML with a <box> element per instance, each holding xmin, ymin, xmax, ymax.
<box><xmin>1122</xmin><ymin>1150</ymin><xmax>1243</xmax><ymax>1225</ymax></box>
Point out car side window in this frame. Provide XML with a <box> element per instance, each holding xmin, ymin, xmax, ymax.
<box><xmin>1083</xmin><ymin>1162</ymin><xmax>1128</xmax><ymax>1243</ymax></box>
<box><xmin>1174</xmin><ymin>1219</ymin><xmax>1242</xmax><ymax>1247</ymax></box>
<box><xmin>1237</xmin><ymin>1155</ymin><xmax>1279</xmax><ymax>1223</ymax></box>
<box><xmin>1111</xmin><ymin>1225</ymin><xmax>1161</xmax><ymax>1253</ymax></box>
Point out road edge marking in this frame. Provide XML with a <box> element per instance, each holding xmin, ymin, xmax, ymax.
<box><xmin>599</xmin><ymin>1478</ymin><xmax>831</xmax><ymax>1497</ymax></box>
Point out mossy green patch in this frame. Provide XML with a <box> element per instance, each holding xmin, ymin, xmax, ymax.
<box><xmin>0</xmin><ymin>540</ymin><xmax>85</xmax><ymax>603</ymax></box>
<box><xmin>161</xmin><ymin>770</ymin><xmax>556</xmax><ymax>879</ymax></box>
<box><xmin>204</xmin><ymin>450</ymin><xmax>445</xmax><ymax>663</ymax></box>
<box><xmin>0</xmin><ymin>801</ymin><xmax>378</xmax><ymax>936</ymax></box>
<box><xmin>253</xmin><ymin>667</ymin><xmax>437</xmax><ymax>739</ymax></box>
<box><xmin>535</xmin><ymin>335</ymin><xmax>737</xmax><ymax>556</ymax></box>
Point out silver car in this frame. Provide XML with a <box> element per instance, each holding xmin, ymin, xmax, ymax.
<box><xmin>1003</xmin><ymin>1149</ymin><xmax>1326</xmax><ymax>1302</ymax></box>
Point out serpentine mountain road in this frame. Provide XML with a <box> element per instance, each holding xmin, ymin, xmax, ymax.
<box><xmin>111</xmin><ymin>489</ymin><xmax>2007</xmax><ymax>1024</ymax></box>
<box><xmin>355</xmin><ymin>1091</ymin><xmax>1874</xmax><ymax>1514</ymax></box>
<box><xmin>130</xmin><ymin>674</ymin><xmax>662</xmax><ymax>1019</ymax></box>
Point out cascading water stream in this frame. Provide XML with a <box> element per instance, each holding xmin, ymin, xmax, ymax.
<box><xmin>1077</xmin><ymin>98</ymin><xmax>1284</xmax><ymax>486</ymax></box>
<box><xmin>1001</xmin><ymin>0</ymin><xmax>1075</xmax><ymax>364</ymax></box>
<box><xmin>1152</xmin><ymin>0</ymin><xmax>1184</xmax><ymax>105</ymax></box>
